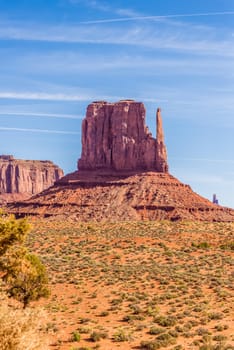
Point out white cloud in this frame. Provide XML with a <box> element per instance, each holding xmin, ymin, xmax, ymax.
<box><xmin>0</xmin><ymin>90</ymin><xmax>129</xmax><ymax>103</ymax></box>
<box><xmin>0</xmin><ymin>127</ymin><xmax>80</xmax><ymax>134</ymax></box>
<box><xmin>68</xmin><ymin>0</ymin><xmax>140</xmax><ymax>17</ymax></box>
<box><xmin>0</xmin><ymin>18</ymin><xmax>233</xmax><ymax>57</ymax></box>
<box><xmin>0</xmin><ymin>90</ymin><xmax>172</xmax><ymax>104</ymax></box>
<box><xmin>0</xmin><ymin>112</ymin><xmax>82</xmax><ymax>119</ymax></box>
<box><xmin>0</xmin><ymin>91</ymin><xmax>92</xmax><ymax>101</ymax></box>
<box><xmin>10</xmin><ymin>51</ymin><xmax>233</xmax><ymax>76</ymax></box>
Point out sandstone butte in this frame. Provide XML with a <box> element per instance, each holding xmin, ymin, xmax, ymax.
<box><xmin>7</xmin><ymin>100</ymin><xmax>234</xmax><ymax>222</ymax></box>
<box><xmin>0</xmin><ymin>155</ymin><xmax>63</xmax><ymax>204</ymax></box>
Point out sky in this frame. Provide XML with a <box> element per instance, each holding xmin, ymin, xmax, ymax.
<box><xmin>0</xmin><ymin>0</ymin><xmax>234</xmax><ymax>207</ymax></box>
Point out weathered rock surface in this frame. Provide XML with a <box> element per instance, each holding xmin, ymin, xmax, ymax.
<box><xmin>0</xmin><ymin>155</ymin><xmax>63</xmax><ymax>203</ymax></box>
<box><xmin>78</xmin><ymin>100</ymin><xmax>168</xmax><ymax>173</ymax></box>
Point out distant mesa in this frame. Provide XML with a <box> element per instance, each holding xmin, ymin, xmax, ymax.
<box><xmin>0</xmin><ymin>155</ymin><xmax>63</xmax><ymax>204</ymax></box>
<box><xmin>6</xmin><ymin>100</ymin><xmax>234</xmax><ymax>222</ymax></box>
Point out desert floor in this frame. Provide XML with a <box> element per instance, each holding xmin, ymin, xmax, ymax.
<box><xmin>28</xmin><ymin>220</ymin><xmax>234</xmax><ymax>350</ymax></box>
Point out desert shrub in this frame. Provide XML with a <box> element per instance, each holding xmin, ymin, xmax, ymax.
<box><xmin>77</xmin><ymin>326</ymin><xmax>91</xmax><ymax>334</ymax></box>
<box><xmin>154</xmin><ymin>315</ymin><xmax>177</xmax><ymax>327</ymax></box>
<box><xmin>0</xmin><ymin>213</ymin><xmax>49</xmax><ymax>307</ymax></box>
<box><xmin>5</xmin><ymin>252</ymin><xmax>50</xmax><ymax>308</ymax></box>
<box><xmin>191</xmin><ymin>242</ymin><xmax>210</xmax><ymax>249</ymax></box>
<box><xmin>141</xmin><ymin>331</ymin><xmax>177</xmax><ymax>349</ymax></box>
<box><xmin>71</xmin><ymin>331</ymin><xmax>81</xmax><ymax>342</ymax></box>
<box><xmin>208</xmin><ymin>312</ymin><xmax>223</xmax><ymax>320</ymax></box>
<box><xmin>220</xmin><ymin>242</ymin><xmax>234</xmax><ymax>251</ymax></box>
<box><xmin>0</xmin><ymin>212</ymin><xmax>30</xmax><ymax>255</ymax></box>
<box><xmin>0</xmin><ymin>297</ymin><xmax>47</xmax><ymax>350</ymax></box>
<box><xmin>89</xmin><ymin>330</ymin><xmax>108</xmax><ymax>342</ymax></box>
<box><xmin>99</xmin><ymin>310</ymin><xmax>109</xmax><ymax>317</ymax></box>
<box><xmin>140</xmin><ymin>340</ymin><xmax>160</xmax><ymax>350</ymax></box>
<box><xmin>156</xmin><ymin>332</ymin><xmax>177</xmax><ymax>346</ymax></box>
<box><xmin>149</xmin><ymin>327</ymin><xmax>165</xmax><ymax>335</ymax></box>
<box><xmin>113</xmin><ymin>328</ymin><xmax>132</xmax><ymax>342</ymax></box>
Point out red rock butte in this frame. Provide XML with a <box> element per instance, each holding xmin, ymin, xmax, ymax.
<box><xmin>78</xmin><ymin>100</ymin><xmax>168</xmax><ymax>173</ymax></box>
<box><xmin>7</xmin><ymin>100</ymin><xmax>234</xmax><ymax>222</ymax></box>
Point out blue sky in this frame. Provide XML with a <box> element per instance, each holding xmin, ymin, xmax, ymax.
<box><xmin>1</xmin><ymin>0</ymin><xmax>234</xmax><ymax>207</ymax></box>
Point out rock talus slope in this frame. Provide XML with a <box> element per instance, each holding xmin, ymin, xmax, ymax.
<box><xmin>8</xmin><ymin>171</ymin><xmax>234</xmax><ymax>221</ymax></box>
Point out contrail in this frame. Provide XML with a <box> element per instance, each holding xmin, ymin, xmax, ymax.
<box><xmin>0</xmin><ymin>112</ymin><xmax>82</xmax><ymax>119</ymax></box>
<box><xmin>0</xmin><ymin>127</ymin><xmax>80</xmax><ymax>135</ymax></box>
<box><xmin>81</xmin><ymin>11</ymin><xmax>234</xmax><ymax>24</ymax></box>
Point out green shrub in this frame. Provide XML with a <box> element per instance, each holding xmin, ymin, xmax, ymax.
<box><xmin>0</xmin><ymin>214</ymin><xmax>49</xmax><ymax>308</ymax></box>
<box><xmin>113</xmin><ymin>328</ymin><xmax>131</xmax><ymax>342</ymax></box>
<box><xmin>71</xmin><ymin>331</ymin><xmax>81</xmax><ymax>342</ymax></box>
<box><xmin>149</xmin><ymin>327</ymin><xmax>164</xmax><ymax>335</ymax></box>
<box><xmin>154</xmin><ymin>315</ymin><xmax>177</xmax><ymax>327</ymax></box>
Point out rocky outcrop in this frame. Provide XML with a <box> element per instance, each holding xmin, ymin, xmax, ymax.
<box><xmin>78</xmin><ymin>100</ymin><xmax>168</xmax><ymax>173</ymax></box>
<box><xmin>0</xmin><ymin>155</ymin><xmax>63</xmax><ymax>202</ymax></box>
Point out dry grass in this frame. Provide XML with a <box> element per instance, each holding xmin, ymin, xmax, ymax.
<box><xmin>25</xmin><ymin>220</ymin><xmax>234</xmax><ymax>350</ymax></box>
<box><xmin>0</xmin><ymin>293</ymin><xmax>48</xmax><ymax>350</ymax></box>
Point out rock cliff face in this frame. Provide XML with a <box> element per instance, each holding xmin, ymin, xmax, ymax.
<box><xmin>78</xmin><ymin>100</ymin><xmax>168</xmax><ymax>173</ymax></box>
<box><xmin>0</xmin><ymin>155</ymin><xmax>63</xmax><ymax>202</ymax></box>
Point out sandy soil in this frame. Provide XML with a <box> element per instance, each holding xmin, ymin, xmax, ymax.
<box><xmin>27</xmin><ymin>220</ymin><xmax>234</xmax><ymax>350</ymax></box>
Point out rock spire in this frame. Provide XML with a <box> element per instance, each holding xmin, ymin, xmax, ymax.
<box><xmin>78</xmin><ymin>100</ymin><xmax>168</xmax><ymax>173</ymax></box>
<box><xmin>156</xmin><ymin>108</ymin><xmax>168</xmax><ymax>173</ymax></box>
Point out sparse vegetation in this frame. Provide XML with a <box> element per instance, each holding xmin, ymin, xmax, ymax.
<box><xmin>6</xmin><ymin>219</ymin><xmax>232</xmax><ymax>350</ymax></box>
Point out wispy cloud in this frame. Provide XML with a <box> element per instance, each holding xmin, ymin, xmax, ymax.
<box><xmin>69</xmin><ymin>0</ymin><xmax>109</xmax><ymax>12</ymax></box>
<box><xmin>0</xmin><ymin>91</ymin><xmax>94</xmax><ymax>101</ymax></box>
<box><xmin>0</xmin><ymin>112</ymin><xmax>82</xmax><ymax>119</ymax></box>
<box><xmin>0</xmin><ymin>91</ymin><xmax>133</xmax><ymax>103</ymax></box>
<box><xmin>80</xmin><ymin>11</ymin><xmax>234</xmax><ymax>24</ymax></box>
<box><xmin>68</xmin><ymin>0</ymin><xmax>234</xmax><ymax>24</ymax></box>
<box><xmin>0</xmin><ymin>90</ymin><xmax>172</xmax><ymax>104</ymax></box>
<box><xmin>68</xmin><ymin>0</ymin><xmax>140</xmax><ymax>17</ymax></box>
<box><xmin>9</xmin><ymin>51</ymin><xmax>233</xmax><ymax>76</ymax></box>
<box><xmin>0</xmin><ymin>127</ymin><xmax>80</xmax><ymax>134</ymax></box>
<box><xmin>0</xmin><ymin>19</ymin><xmax>233</xmax><ymax>57</ymax></box>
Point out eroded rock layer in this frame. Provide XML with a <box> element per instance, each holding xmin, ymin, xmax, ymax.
<box><xmin>0</xmin><ymin>155</ymin><xmax>63</xmax><ymax>203</ymax></box>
